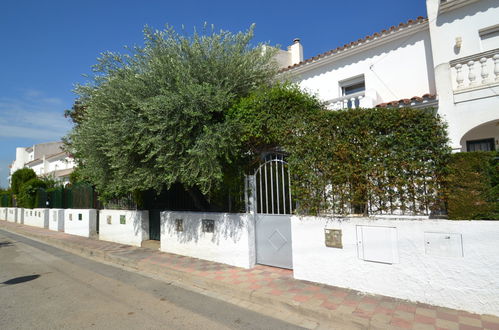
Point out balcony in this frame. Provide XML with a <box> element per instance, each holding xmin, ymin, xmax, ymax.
<box><xmin>450</xmin><ymin>49</ymin><xmax>499</xmax><ymax>96</ymax></box>
<box><xmin>326</xmin><ymin>90</ymin><xmax>377</xmax><ymax>110</ymax></box>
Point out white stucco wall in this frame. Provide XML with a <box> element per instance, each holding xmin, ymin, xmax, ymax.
<box><xmin>23</xmin><ymin>208</ymin><xmax>49</xmax><ymax>228</ymax></box>
<box><xmin>64</xmin><ymin>209</ymin><xmax>97</xmax><ymax>238</ymax></box>
<box><xmin>427</xmin><ymin>0</ymin><xmax>499</xmax><ymax>149</ymax></box>
<box><xmin>99</xmin><ymin>210</ymin><xmax>149</xmax><ymax>247</ymax></box>
<box><xmin>288</xmin><ymin>26</ymin><xmax>435</xmax><ymax>105</ymax></box>
<box><xmin>48</xmin><ymin>209</ymin><xmax>65</xmax><ymax>231</ymax></box>
<box><xmin>0</xmin><ymin>207</ymin><xmax>7</xmax><ymax>220</ymax></box>
<box><xmin>291</xmin><ymin>216</ymin><xmax>499</xmax><ymax>316</ymax></box>
<box><xmin>160</xmin><ymin>211</ymin><xmax>256</xmax><ymax>269</ymax></box>
<box><xmin>6</xmin><ymin>207</ymin><xmax>21</xmax><ymax>223</ymax></box>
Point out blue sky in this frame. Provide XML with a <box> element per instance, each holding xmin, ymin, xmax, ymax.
<box><xmin>0</xmin><ymin>0</ymin><xmax>426</xmax><ymax>188</ymax></box>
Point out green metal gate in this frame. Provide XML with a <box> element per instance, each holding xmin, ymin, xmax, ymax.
<box><xmin>149</xmin><ymin>209</ymin><xmax>161</xmax><ymax>241</ymax></box>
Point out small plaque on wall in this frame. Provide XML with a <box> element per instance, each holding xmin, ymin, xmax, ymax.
<box><xmin>202</xmin><ymin>219</ymin><xmax>215</xmax><ymax>233</ymax></box>
<box><xmin>325</xmin><ymin>229</ymin><xmax>342</xmax><ymax>248</ymax></box>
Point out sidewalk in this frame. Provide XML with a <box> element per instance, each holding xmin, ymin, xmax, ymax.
<box><xmin>1</xmin><ymin>221</ymin><xmax>498</xmax><ymax>330</ymax></box>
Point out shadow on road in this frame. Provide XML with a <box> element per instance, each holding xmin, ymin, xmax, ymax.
<box><xmin>2</xmin><ymin>274</ymin><xmax>40</xmax><ymax>285</ymax></box>
<box><xmin>0</xmin><ymin>241</ymin><xmax>13</xmax><ymax>248</ymax></box>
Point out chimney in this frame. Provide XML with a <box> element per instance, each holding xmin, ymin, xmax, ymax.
<box><xmin>289</xmin><ymin>38</ymin><xmax>303</xmax><ymax>65</ymax></box>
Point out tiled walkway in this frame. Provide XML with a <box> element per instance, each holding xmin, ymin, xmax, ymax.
<box><xmin>1</xmin><ymin>220</ymin><xmax>498</xmax><ymax>329</ymax></box>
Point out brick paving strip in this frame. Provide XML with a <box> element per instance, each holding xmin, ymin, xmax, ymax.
<box><xmin>1</xmin><ymin>221</ymin><xmax>498</xmax><ymax>330</ymax></box>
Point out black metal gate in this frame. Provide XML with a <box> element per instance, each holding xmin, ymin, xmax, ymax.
<box><xmin>149</xmin><ymin>209</ymin><xmax>161</xmax><ymax>241</ymax></box>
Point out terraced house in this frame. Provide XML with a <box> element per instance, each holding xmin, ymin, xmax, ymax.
<box><xmin>276</xmin><ymin>0</ymin><xmax>499</xmax><ymax>152</ymax></box>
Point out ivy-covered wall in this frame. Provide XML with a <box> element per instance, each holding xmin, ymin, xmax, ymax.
<box><xmin>284</xmin><ymin>107</ymin><xmax>450</xmax><ymax>216</ymax></box>
<box><xmin>443</xmin><ymin>151</ymin><xmax>498</xmax><ymax>220</ymax></box>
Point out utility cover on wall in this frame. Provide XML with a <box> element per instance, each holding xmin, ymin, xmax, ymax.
<box><xmin>424</xmin><ymin>232</ymin><xmax>463</xmax><ymax>257</ymax></box>
<box><xmin>357</xmin><ymin>225</ymin><xmax>399</xmax><ymax>264</ymax></box>
<box><xmin>325</xmin><ymin>229</ymin><xmax>342</xmax><ymax>248</ymax></box>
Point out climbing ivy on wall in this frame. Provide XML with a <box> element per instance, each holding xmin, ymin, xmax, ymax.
<box><xmin>443</xmin><ymin>151</ymin><xmax>498</xmax><ymax>220</ymax></box>
<box><xmin>282</xmin><ymin>107</ymin><xmax>450</xmax><ymax>216</ymax></box>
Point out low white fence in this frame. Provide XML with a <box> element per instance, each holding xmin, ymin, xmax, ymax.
<box><xmin>49</xmin><ymin>209</ymin><xmax>65</xmax><ymax>231</ymax></box>
<box><xmin>99</xmin><ymin>210</ymin><xmax>149</xmax><ymax>247</ymax></box>
<box><xmin>64</xmin><ymin>209</ymin><xmax>97</xmax><ymax>238</ymax></box>
<box><xmin>161</xmin><ymin>211</ymin><xmax>255</xmax><ymax>269</ymax></box>
<box><xmin>6</xmin><ymin>207</ymin><xmax>22</xmax><ymax>223</ymax></box>
<box><xmin>23</xmin><ymin>208</ymin><xmax>49</xmax><ymax>228</ymax></box>
<box><xmin>291</xmin><ymin>216</ymin><xmax>499</xmax><ymax>316</ymax></box>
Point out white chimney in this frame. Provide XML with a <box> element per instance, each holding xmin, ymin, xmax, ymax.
<box><xmin>289</xmin><ymin>38</ymin><xmax>303</xmax><ymax>65</ymax></box>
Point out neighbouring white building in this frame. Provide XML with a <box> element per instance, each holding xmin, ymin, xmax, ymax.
<box><xmin>9</xmin><ymin>141</ymin><xmax>75</xmax><ymax>185</ymax></box>
<box><xmin>277</xmin><ymin>0</ymin><xmax>498</xmax><ymax>152</ymax></box>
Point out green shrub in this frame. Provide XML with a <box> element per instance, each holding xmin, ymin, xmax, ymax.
<box><xmin>17</xmin><ymin>178</ymin><xmax>48</xmax><ymax>209</ymax></box>
<box><xmin>0</xmin><ymin>189</ymin><xmax>13</xmax><ymax>207</ymax></box>
<box><xmin>284</xmin><ymin>107</ymin><xmax>450</xmax><ymax>216</ymax></box>
<box><xmin>444</xmin><ymin>151</ymin><xmax>498</xmax><ymax>220</ymax></box>
<box><xmin>11</xmin><ymin>168</ymin><xmax>36</xmax><ymax>195</ymax></box>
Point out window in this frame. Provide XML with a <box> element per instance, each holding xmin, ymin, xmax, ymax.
<box><xmin>78</xmin><ymin>213</ymin><xmax>83</xmax><ymax>221</ymax></box>
<box><xmin>120</xmin><ymin>215</ymin><xmax>126</xmax><ymax>225</ymax></box>
<box><xmin>107</xmin><ymin>215</ymin><xmax>112</xmax><ymax>225</ymax></box>
<box><xmin>466</xmin><ymin>138</ymin><xmax>495</xmax><ymax>152</ymax></box>
<box><xmin>340</xmin><ymin>75</ymin><xmax>365</xmax><ymax>109</ymax></box>
<box><xmin>479</xmin><ymin>25</ymin><xmax>499</xmax><ymax>51</ymax></box>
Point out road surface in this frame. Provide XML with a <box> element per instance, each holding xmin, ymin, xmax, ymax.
<box><xmin>0</xmin><ymin>230</ymin><xmax>306</xmax><ymax>330</ymax></box>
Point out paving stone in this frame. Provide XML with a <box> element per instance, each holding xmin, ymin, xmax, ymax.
<box><xmin>458</xmin><ymin>316</ymin><xmax>482</xmax><ymax>327</ymax></box>
<box><xmin>435</xmin><ymin>318</ymin><xmax>459</xmax><ymax>330</ymax></box>
<box><xmin>394</xmin><ymin>310</ymin><xmax>415</xmax><ymax>321</ymax></box>
<box><xmin>390</xmin><ymin>317</ymin><xmax>413</xmax><ymax>329</ymax></box>
<box><xmin>417</xmin><ymin>307</ymin><xmax>438</xmax><ymax>318</ymax></box>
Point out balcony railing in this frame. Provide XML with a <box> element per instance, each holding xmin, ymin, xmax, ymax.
<box><xmin>326</xmin><ymin>90</ymin><xmax>377</xmax><ymax>110</ymax></box>
<box><xmin>450</xmin><ymin>48</ymin><xmax>499</xmax><ymax>92</ymax></box>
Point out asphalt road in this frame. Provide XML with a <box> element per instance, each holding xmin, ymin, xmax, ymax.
<box><xmin>0</xmin><ymin>230</ymin><xmax>305</xmax><ymax>330</ymax></box>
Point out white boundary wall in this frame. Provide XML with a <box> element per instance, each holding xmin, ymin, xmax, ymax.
<box><xmin>161</xmin><ymin>211</ymin><xmax>255</xmax><ymax>269</ymax></box>
<box><xmin>48</xmin><ymin>209</ymin><xmax>65</xmax><ymax>231</ymax></box>
<box><xmin>23</xmin><ymin>208</ymin><xmax>49</xmax><ymax>228</ymax></box>
<box><xmin>64</xmin><ymin>209</ymin><xmax>97</xmax><ymax>238</ymax></box>
<box><xmin>6</xmin><ymin>207</ymin><xmax>21</xmax><ymax>223</ymax></box>
<box><xmin>99</xmin><ymin>210</ymin><xmax>149</xmax><ymax>247</ymax></box>
<box><xmin>291</xmin><ymin>216</ymin><xmax>499</xmax><ymax>316</ymax></box>
<box><xmin>0</xmin><ymin>207</ymin><xmax>6</xmax><ymax>220</ymax></box>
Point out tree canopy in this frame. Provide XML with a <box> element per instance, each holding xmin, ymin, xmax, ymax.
<box><xmin>65</xmin><ymin>24</ymin><xmax>279</xmax><ymax>201</ymax></box>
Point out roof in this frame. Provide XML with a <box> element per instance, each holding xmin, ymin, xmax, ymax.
<box><xmin>375</xmin><ymin>93</ymin><xmax>437</xmax><ymax>108</ymax></box>
<box><xmin>280</xmin><ymin>16</ymin><xmax>428</xmax><ymax>72</ymax></box>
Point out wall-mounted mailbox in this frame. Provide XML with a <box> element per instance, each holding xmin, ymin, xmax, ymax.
<box><xmin>357</xmin><ymin>225</ymin><xmax>399</xmax><ymax>264</ymax></box>
<box><xmin>202</xmin><ymin>219</ymin><xmax>215</xmax><ymax>233</ymax></box>
<box><xmin>424</xmin><ymin>232</ymin><xmax>463</xmax><ymax>257</ymax></box>
<box><xmin>325</xmin><ymin>229</ymin><xmax>342</xmax><ymax>248</ymax></box>
<box><xmin>175</xmin><ymin>219</ymin><xmax>184</xmax><ymax>232</ymax></box>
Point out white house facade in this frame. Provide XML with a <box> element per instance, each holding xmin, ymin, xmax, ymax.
<box><xmin>9</xmin><ymin>141</ymin><xmax>75</xmax><ymax>185</ymax></box>
<box><xmin>277</xmin><ymin>0</ymin><xmax>498</xmax><ymax>152</ymax></box>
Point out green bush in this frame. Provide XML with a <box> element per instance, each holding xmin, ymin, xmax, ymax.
<box><xmin>11</xmin><ymin>168</ymin><xmax>36</xmax><ymax>195</ymax></box>
<box><xmin>17</xmin><ymin>178</ymin><xmax>48</xmax><ymax>209</ymax></box>
<box><xmin>0</xmin><ymin>189</ymin><xmax>13</xmax><ymax>207</ymax></box>
<box><xmin>444</xmin><ymin>151</ymin><xmax>498</xmax><ymax>220</ymax></box>
<box><xmin>284</xmin><ymin>107</ymin><xmax>450</xmax><ymax>216</ymax></box>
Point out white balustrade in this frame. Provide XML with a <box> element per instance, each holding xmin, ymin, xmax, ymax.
<box><xmin>327</xmin><ymin>91</ymin><xmax>365</xmax><ymax>110</ymax></box>
<box><xmin>451</xmin><ymin>49</ymin><xmax>499</xmax><ymax>90</ymax></box>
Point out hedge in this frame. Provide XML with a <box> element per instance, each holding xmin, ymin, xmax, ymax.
<box><xmin>284</xmin><ymin>107</ymin><xmax>450</xmax><ymax>216</ymax></box>
<box><xmin>444</xmin><ymin>151</ymin><xmax>498</xmax><ymax>220</ymax></box>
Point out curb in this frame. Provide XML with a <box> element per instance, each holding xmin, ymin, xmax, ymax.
<box><xmin>0</xmin><ymin>223</ymin><xmax>376</xmax><ymax>329</ymax></box>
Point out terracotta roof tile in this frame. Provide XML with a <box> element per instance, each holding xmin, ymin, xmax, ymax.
<box><xmin>280</xmin><ymin>16</ymin><xmax>427</xmax><ymax>73</ymax></box>
<box><xmin>376</xmin><ymin>93</ymin><xmax>436</xmax><ymax>108</ymax></box>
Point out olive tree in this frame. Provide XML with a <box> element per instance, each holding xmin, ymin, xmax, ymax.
<box><xmin>65</xmin><ymin>24</ymin><xmax>278</xmax><ymax>201</ymax></box>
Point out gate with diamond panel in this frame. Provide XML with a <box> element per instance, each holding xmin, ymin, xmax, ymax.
<box><xmin>253</xmin><ymin>154</ymin><xmax>293</xmax><ymax>269</ymax></box>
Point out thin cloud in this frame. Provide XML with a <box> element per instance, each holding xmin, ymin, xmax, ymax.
<box><xmin>0</xmin><ymin>90</ymin><xmax>72</xmax><ymax>141</ymax></box>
